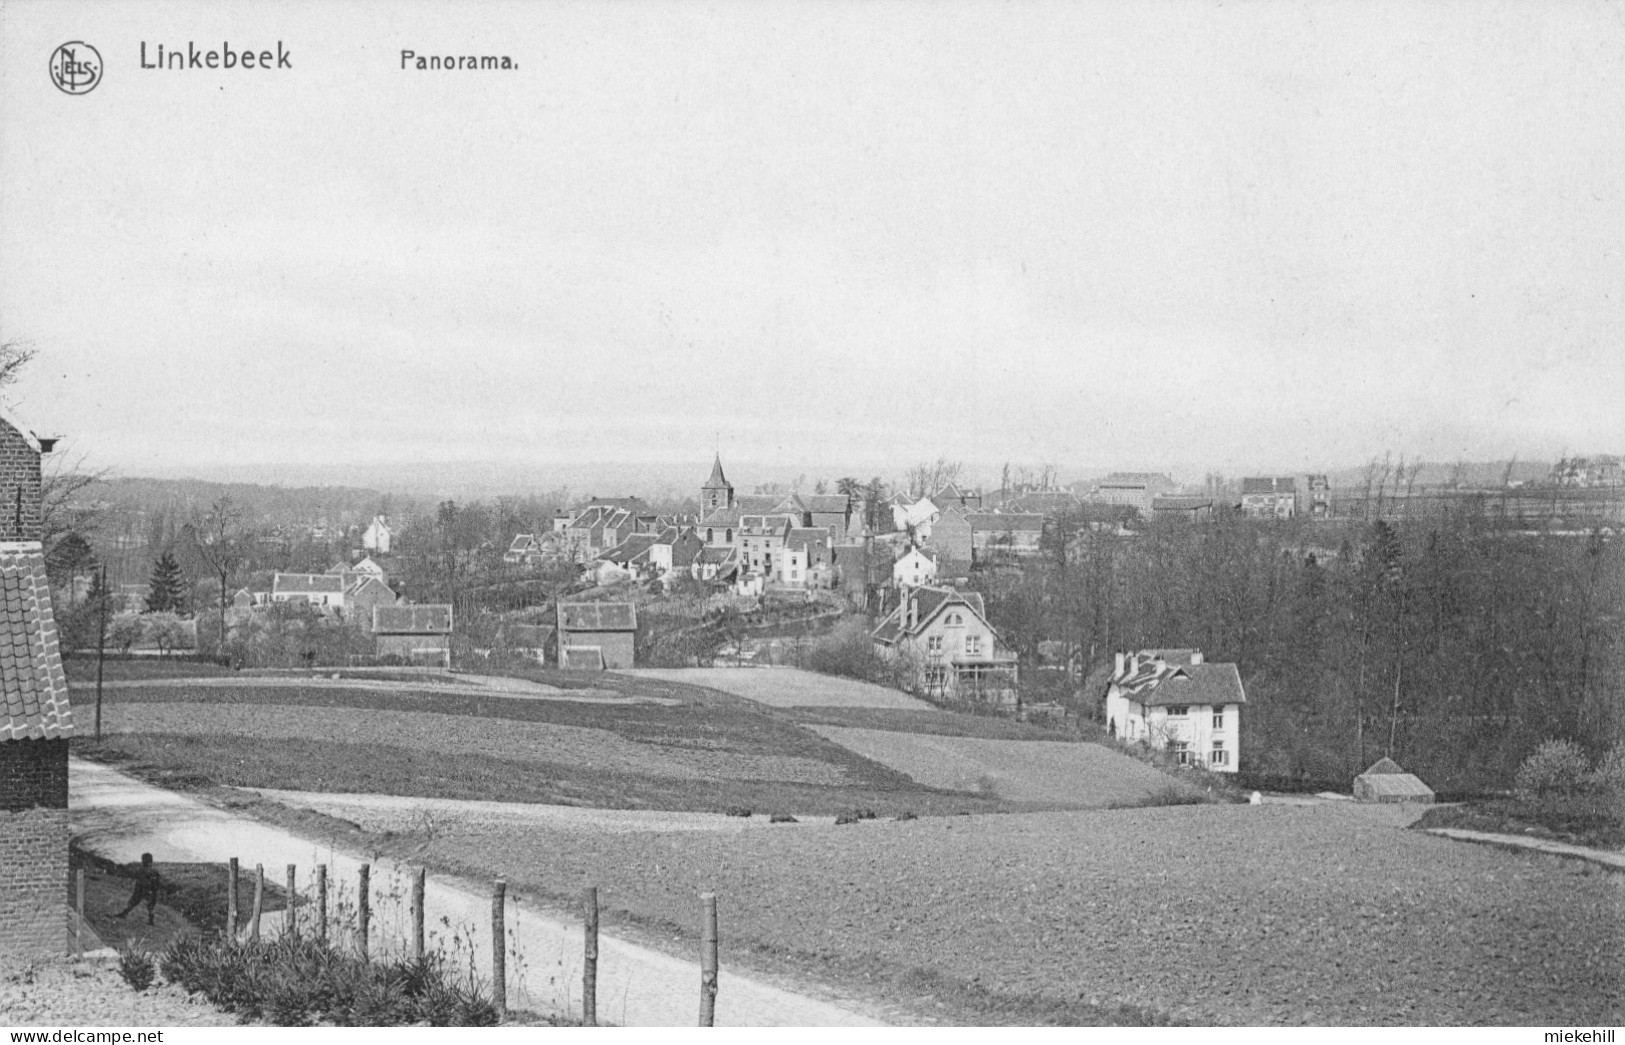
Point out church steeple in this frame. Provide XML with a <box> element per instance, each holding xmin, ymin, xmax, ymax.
<box><xmin>701</xmin><ymin>453</ymin><xmax>734</xmax><ymax>513</ymax></box>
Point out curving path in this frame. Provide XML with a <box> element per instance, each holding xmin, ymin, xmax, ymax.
<box><xmin>68</xmin><ymin>759</ymin><xmax>884</xmax><ymax>1027</ymax></box>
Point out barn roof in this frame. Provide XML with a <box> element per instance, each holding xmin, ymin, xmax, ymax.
<box><xmin>558</xmin><ymin>602</ymin><xmax>637</xmax><ymax>631</ymax></box>
<box><xmin>373</xmin><ymin>604</ymin><xmax>453</xmax><ymax>634</ymax></box>
<box><xmin>274</xmin><ymin>573</ymin><xmax>345</xmax><ymax>595</ymax></box>
<box><xmin>1355</xmin><ymin>771</ymin><xmax>1434</xmax><ymax>798</ymax></box>
<box><xmin>0</xmin><ymin>542</ymin><xmax>73</xmax><ymax>742</ymax></box>
<box><xmin>1361</xmin><ymin>757</ymin><xmax>1407</xmax><ymax>775</ymax></box>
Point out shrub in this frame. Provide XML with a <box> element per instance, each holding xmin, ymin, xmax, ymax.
<box><xmin>723</xmin><ymin>806</ymin><xmax>753</xmax><ymax>818</ymax></box>
<box><xmin>768</xmin><ymin>812</ymin><xmax>797</xmax><ymax>823</ymax></box>
<box><xmin>1515</xmin><ymin>739</ymin><xmax>1592</xmax><ymax>799</ymax></box>
<box><xmin>159</xmin><ymin>933</ymin><xmax>502</xmax><ymax>1026</ymax></box>
<box><xmin>1588</xmin><ymin>747</ymin><xmax>1625</xmax><ymax>793</ymax></box>
<box><xmin>117</xmin><ymin>943</ymin><xmax>156</xmax><ymax>992</ymax></box>
<box><xmin>834</xmin><ymin>808</ymin><xmax>878</xmax><ymax>825</ymax></box>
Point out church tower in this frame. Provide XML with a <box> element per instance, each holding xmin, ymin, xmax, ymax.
<box><xmin>701</xmin><ymin>453</ymin><xmax>734</xmax><ymax>514</ymax></box>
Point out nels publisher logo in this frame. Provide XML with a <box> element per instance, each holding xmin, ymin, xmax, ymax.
<box><xmin>49</xmin><ymin>41</ymin><xmax>102</xmax><ymax>95</ymax></box>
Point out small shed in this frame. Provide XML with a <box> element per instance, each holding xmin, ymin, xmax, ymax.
<box><xmin>1353</xmin><ymin>757</ymin><xmax>1435</xmax><ymax>804</ymax></box>
<box><xmin>373</xmin><ymin>604</ymin><xmax>453</xmax><ymax>668</ymax></box>
<box><xmin>557</xmin><ymin>601</ymin><xmax>637</xmax><ymax>670</ymax></box>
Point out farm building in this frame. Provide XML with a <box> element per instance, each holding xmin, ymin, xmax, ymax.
<box><xmin>372</xmin><ymin>604</ymin><xmax>453</xmax><ymax>667</ymax></box>
<box><xmin>1353</xmin><ymin>757</ymin><xmax>1435</xmax><ymax>804</ymax></box>
<box><xmin>0</xmin><ymin>415</ymin><xmax>74</xmax><ymax>968</ymax></box>
<box><xmin>557</xmin><ymin>601</ymin><xmax>637</xmax><ymax>669</ymax></box>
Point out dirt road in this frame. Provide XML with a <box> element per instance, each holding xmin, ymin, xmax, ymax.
<box><xmin>68</xmin><ymin>759</ymin><xmax>885</xmax><ymax>1027</ymax></box>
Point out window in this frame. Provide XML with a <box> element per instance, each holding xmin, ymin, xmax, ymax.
<box><xmin>945</xmin><ymin>612</ymin><xmax>962</xmax><ymax>626</ymax></box>
<box><xmin>1212</xmin><ymin>709</ymin><xmax>1225</xmax><ymax>729</ymax></box>
<box><xmin>789</xmin><ymin>569</ymin><xmax>799</xmax><ymax>580</ymax></box>
<box><xmin>927</xmin><ymin>635</ymin><xmax>943</xmax><ymax>653</ymax></box>
<box><xmin>924</xmin><ymin>666</ymin><xmax>949</xmax><ymax>689</ymax></box>
<box><xmin>707</xmin><ymin>529</ymin><xmax>714</xmax><ymax>542</ymax></box>
<box><xmin>726</xmin><ymin>529</ymin><xmax>733</xmax><ymax>542</ymax></box>
<box><xmin>1171</xmin><ymin>741</ymin><xmax>1190</xmax><ymax>765</ymax></box>
<box><xmin>1209</xmin><ymin>748</ymin><xmax>1230</xmax><ymax>766</ymax></box>
<box><xmin>1167</xmin><ymin>706</ymin><xmax>1188</xmax><ymax>717</ymax></box>
<box><xmin>965</xmin><ymin>635</ymin><xmax>982</xmax><ymax>655</ymax></box>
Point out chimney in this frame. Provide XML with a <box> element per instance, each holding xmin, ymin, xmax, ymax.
<box><xmin>1114</xmin><ymin>651</ymin><xmax>1125</xmax><ymax>677</ymax></box>
<box><xmin>908</xmin><ymin>595</ymin><xmax>918</xmax><ymax>630</ymax></box>
<box><xmin>0</xmin><ymin>417</ymin><xmax>45</xmax><ymax>542</ymax></box>
<box><xmin>1190</xmin><ymin>650</ymin><xmax>1203</xmax><ymax>665</ymax></box>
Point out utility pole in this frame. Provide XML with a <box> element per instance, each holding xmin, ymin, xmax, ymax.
<box><xmin>95</xmin><ymin>563</ymin><xmax>108</xmax><ymax>742</ymax></box>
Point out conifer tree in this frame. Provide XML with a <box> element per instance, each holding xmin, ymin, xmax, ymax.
<box><xmin>146</xmin><ymin>551</ymin><xmax>187</xmax><ymax>614</ymax></box>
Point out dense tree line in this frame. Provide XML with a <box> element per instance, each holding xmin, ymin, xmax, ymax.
<box><xmin>972</xmin><ymin>505</ymin><xmax>1624</xmax><ymax>794</ymax></box>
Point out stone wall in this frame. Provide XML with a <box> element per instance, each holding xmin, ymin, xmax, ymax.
<box><xmin>0</xmin><ymin>808</ymin><xmax>69</xmax><ymax>968</ymax></box>
<box><xmin>0</xmin><ymin>737</ymin><xmax>70</xmax><ymax>812</ymax></box>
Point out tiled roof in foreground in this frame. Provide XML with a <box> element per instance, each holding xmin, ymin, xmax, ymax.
<box><xmin>0</xmin><ymin>542</ymin><xmax>73</xmax><ymax>741</ymax></box>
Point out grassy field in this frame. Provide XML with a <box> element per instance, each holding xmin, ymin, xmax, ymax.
<box><xmin>328</xmin><ymin>800</ymin><xmax>1623</xmax><ymax>1026</ymax></box>
<box><xmin>621</xmin><ymin>667</ymin><xmax>937</xmax><ymax>710</ymax></box>
<box><xmin>1413</xmin><ymin>791</ymin><xmax>1625</xmax><ymax>850</ymax></box>
<box><xmin>806</xmin><ymin>726</ymin><xmax>1196</xmax><ymax>805</ymax></box>
<box><xmin>781</xmin><ymin>705</ymin><xmax>1077</xmax><ymax>740</ymax></box>
<box><xmin>69</xmin><ymin>679</ymin><xmax>1024</xmax><ymax>817</ymax></box>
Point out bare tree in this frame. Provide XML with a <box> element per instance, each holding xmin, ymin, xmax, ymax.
<box><xmin>41</xmin><ymin>452</ymin><xmax>110</xmax><ymax>554</ymax></box>
<box><xmin>0</xmin><ymin>339</ymin><xmax>36</xmax><ymax>399</ymax></box>
<box><xmin>905</xmin><ymin>457</ymin><xmax>964</xmax><ymax>499</ymax></box>
<box><xmin>189</xmin><ymin>497</ymin><xmax>247</xmax><ymax>657</ymax></box>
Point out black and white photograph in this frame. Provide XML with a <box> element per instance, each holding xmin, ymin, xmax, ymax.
<box><xmin>1</xmin><ymin>0</ymin><xmax>1621</xmax><ymax>1034</ymax></box>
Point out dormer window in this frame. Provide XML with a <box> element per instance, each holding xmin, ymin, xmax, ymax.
<box><xmin>1167</xmin><ymin>706</ymin><xmax>1188</xmax><ymax>716</ymax></box>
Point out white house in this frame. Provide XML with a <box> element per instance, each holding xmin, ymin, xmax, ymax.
<box><xmin>271</xmin><ymin>573</ymin><xmax>347</xmax><ymax>612</ymax></box>
<box><xmin>1103</xmin><ymin>649</ymin><xmax>1245</xmax><ymax>773</ymax></box>
<box><xmin>362</xmin><ymin>516</ymin><xmax>393</xmax><ymax>555</ymax></box>
<box><xmin>892</xmin><ymin>546</ymin><xmax>938</xmax><ymax>589</ymax></box>
<box><xmin>891</xmin><ymin>496</ymin><xmax>942</xmax><ymax>539</ymax></box>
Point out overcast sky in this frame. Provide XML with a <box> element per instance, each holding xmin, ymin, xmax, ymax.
<box><xmin>2</xmin><ymin>0</ymin><xmax>1621</xmax><ymax>485</ymax></box>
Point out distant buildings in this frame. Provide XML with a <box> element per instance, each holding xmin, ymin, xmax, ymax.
<box><xmin>557</xmin><ymin>601</ymin><xmax>637</xmax><ymax>669</ymax></box>
<box><xmin>1089</xmin><ymin>473</ymin><xmax>1176</xmax><ymax>513</ymax></box>
<box><xmin>362</xmin><ymin>516</ymin><xmax>393</xmax><ymax>555</ymax></box>
<box><xmin>1240</xmin><ymin>476</ymin><xmax>1297</xmax><ymax>519</ymax></box>
<box><xmin>1550</xmin><ymin>456</ymin><xmax>1624</xmax><ymax>488</ymax></box>
<box><xmin>372</xmin><ymin>604</ymin><xmax>453</xmax><ymax>668</ymax></box>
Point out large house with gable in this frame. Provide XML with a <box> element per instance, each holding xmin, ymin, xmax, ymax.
<box><xmin>1102</xmin><ymin>649</ymin><xmax>1245</xmax><ymax>773</ymax></box>
<box><xmin>872</xmin><ymin>585</ymin><xmax>1018</xmax><ymax>700</ymax></box>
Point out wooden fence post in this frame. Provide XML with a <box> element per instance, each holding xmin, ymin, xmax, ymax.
<box><xmin>75</xmin><ymin>869</ymin><xmax>86</xmax><ymax>957</ymax></box>
<box><xmin>582</xmin><ymin>886</ymin><xmax>598</xmax><ymax>1027</ymax></box>
<box><xmin>411</xmin><ymin>868</ymin><xmax>426</xmax><ymax>961</ymax></box>
<box><xmin>227</xmin><ymin>858</ymin><xmax>239</xmax><ymax>939</ymax></box>
<box><xmin>699</xmin><ymin>892</ymin><xmax>718</xmax><ymax>1027</ymax></box>
<box><xmin>491</xmin><ymin>881</ymin><xmax>507</xmax><ymax>1020</ymax></box>
<box><xmin>316</xmin><ymin>864</ymin><xmax>328</xmax><ymax>943</ymax></box>
<box><xmin>358</xmin><ymin>863</ymin><xmax>370</xmax><ymax>962</ymax></box>
<box><xmin>286</xmin><ymin>864</ymin><xmax>298</xmax><ymax>939</ymax></box>
<box><xmin>249</xmin><ymin>864</ymin><xmax>264</xmax><ymax>943</ymax></box>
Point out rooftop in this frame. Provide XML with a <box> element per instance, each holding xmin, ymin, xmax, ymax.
<box><xmin>373</xmin><ymin>604</ymin><xmax>453</xmax><ymax>634</ymax></box>
<box><xmin>558</xmin><ymin>602</ymin><xmax>637</xmax><ymax>631</ymax></box>
<box><xmin>0</xmin><ymin>542</ymin><xmax>73</xmax><ymax>742</ymax></box>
